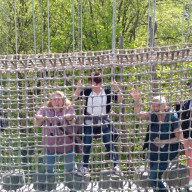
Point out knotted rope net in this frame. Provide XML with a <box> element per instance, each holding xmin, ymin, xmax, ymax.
<box><xmin>0</xmin><ymin>0</ymin><xmax>192</xmax><ymax>190</ymax></box>
<box><xmin>0</xmin><ymin>43</ymin><xmax>191</xmax><ymax>191</ymax></box>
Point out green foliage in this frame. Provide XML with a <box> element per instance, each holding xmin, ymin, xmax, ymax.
<box><xmin>0</xmin><ymin>0</ymin><xmax>191</xmax><ymax>54</ymax></box>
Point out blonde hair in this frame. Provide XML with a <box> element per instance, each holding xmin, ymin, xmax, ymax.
<box><xmin>152</xmin><ymin>95</ymin><xmax>166</xmax><ymax>104</ymax></box>
<box><xmin>47</xmin><ymin>91</ymin><xmax>71</xmax><ymax>109</ymax></box>
<box><xmin>151</xmin><ymin>95</ymin><xmax>169</xmax><ymax>111</ymax></box>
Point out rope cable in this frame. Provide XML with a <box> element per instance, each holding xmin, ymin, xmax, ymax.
<box><xmin>185</xmin><ymin>0</ymin><xmax>191</xmax><ymax>43</ymax></box>
<box><xmin>151</xmin><ymin>0</ymin><xmax>156</xmax><ymax>49</ymax></box>
<box><xmin>181</xmin><ymin>0</ymin><xmax>186</xmax><ymax>44</ymax></box>
<box><xmin>111</xmin><ymin>0</ymin><xmax>117</xmax><ymax>92</ymax></box>
<box><xmin>80</xmin><ymin>0</ymin><xmax>83</xmax><ymax>52</ymax></box>
<box><xmin>77</xmin><ymin>1</ymin><xmax>81</xmax><ymax>51</ymax></box>
<box><xmin>149</xmin><ymin>0</ymin><xmax>157</xmax><ymax>98</ymax></box>
<box><xmin>32</xmin><ymin>0</ymin><xmax>36</xmax><ymax>54</ymax></box>
<box><xmin>77</xmin><ymin>0</ymin><xmax>80</xmax><ymax>51</ymax></box>
<box><xmin>112</xmin><ymin>0</ymin><xmax>116</xmax><ymax>53</ymax></box>
<box><xmin>181</xmin><ymin>0</ymin><xmax>188</xmax><ymax>103</ymax></box>
<box><xmin>147</xmin><ymin>0</ymin><xmax>151</xmax><ymax>48</ymax></box>
<box><xmin>14</xmin><ymin>0</ymin><xmax>18</xmax><ymax>54</ymax></box>
<box><xmin>72</xmin><ymin>0</ymin><xmax>75</xmax><ymax>54</ymax></box>
<box><xmin>40</xmin><ymin>0</ymin><xmax>44</xmax><ymax>53</ymax></box>
<box><xmin>47</xmin><ymin>0</ymin><xmax>50</xmax><ymax>53</ymax></box>
<box><xmin>77</xmin><ymin>0</ymin><xmax>82</xmax><ymax>52</ymax></box>
<box><xmin>4</xmin><ymin>0</ymin><xmax>8</xmax><ymax>54</ymax></box>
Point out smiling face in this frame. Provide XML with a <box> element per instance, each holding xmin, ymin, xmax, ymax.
<box><xmin>151</xmin><ymin>103</ymin><xmax>166</xmax><ymax>113</ymax></box>
<box><xmin>50</xmin><ymin>94</ymin><xmax>64</xmax><ymax>111</ymax></box>
<box><xmin>151</xmin><ymin>96</ymin><xmax>167</xmax><ymax>113</ymax></box>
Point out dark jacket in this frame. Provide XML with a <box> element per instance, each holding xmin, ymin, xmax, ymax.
<box><xmin>176</xmin><ymin>100</ymin><xmax>192</xmax><ymax>138</ymax></box>
<box><xmin>143</xmin><ymin>109</ymin><xmax>179</xmax><ymax>161</ymax></box>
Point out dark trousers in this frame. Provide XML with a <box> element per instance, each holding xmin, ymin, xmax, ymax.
<box><xmin>83</xmin><ymin>125</ymin><xmax>117</xmax><ymax>168</ymax></box>
<box><xmin>149</xmin><ymin>161</ymin><xmax>168</xmax><ymax>192</ymax></box>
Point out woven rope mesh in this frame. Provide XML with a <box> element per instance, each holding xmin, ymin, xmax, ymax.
<box><xmin>0</xmin><ymin>0</ymin><xmax>192</xmax><ymax>191</ymax></box>
<box><xmin>0</xmin><ymin>45</ymin><xmax>191</xmax><ymax>191</ymax></box>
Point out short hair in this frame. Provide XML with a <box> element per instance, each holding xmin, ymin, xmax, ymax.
<box><xmin>152</xmin><ymin>95</ymin><xmax>166</xmax><ymax>104</ymax></box>
<box><xmin>88</xmin><ymin>72</ymin><xmax>94</xmax><ymax>83</ymax></box>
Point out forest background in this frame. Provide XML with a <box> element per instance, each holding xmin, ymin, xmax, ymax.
<box><xmin>0</xmin><ymin>0</ymin><xmax>191</xmax><ymax>54</ymax></box>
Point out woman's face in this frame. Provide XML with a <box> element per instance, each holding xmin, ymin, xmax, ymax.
<box><xmin>51</xmin><ymin>94</ymin><xmax>64</xmax><ymax>110</ymax></box>
<box><xmin>152</xmin><ymin>103</ymin><xmax>166</xmax><ymax>113</ymax></box>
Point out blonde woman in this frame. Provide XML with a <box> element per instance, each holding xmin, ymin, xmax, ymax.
<box><xmin>131</xmin><ymin>89</ymin><xmax>183</xmax><ymax>192</ymax></box>
<box><xmin>35</xmin><ymin>91</ymin><xmax>80</xmax><ymax>173</ymax></box>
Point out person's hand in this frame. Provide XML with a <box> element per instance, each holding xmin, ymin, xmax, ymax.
<box><xmin>65</xmin><ymin>114</ymin><xmax>73</xmax><ymax>121</ymax></box>
<box><xmin>153</xmin><ymin>137</ymin><xmax>166</xmax><ymax>148</ymax></box>
<box><xmin>111</xmin><ymin>80</ymin><xmax>119</xmax><ymax>90</ymax></box>
<box><xmin>130</xmin><ymin>88</ymin><xmax>142</xmax><ymax>102</ymax></box>
<box><xmin>65</xmin><ymin>114</ymin><xmax>76</xmax><ymax>125</ymax></box>
<box><xmin>77</xmin><ymin>80</ymin><xmax>82</xmax><ymax>86</ymax></box>
<box><xmin>35</xmin><ymin>115</ymin><xmax>45</xmax><ymax>126</ymax></box>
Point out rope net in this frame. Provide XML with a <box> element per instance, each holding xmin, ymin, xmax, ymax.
<box><xmin>0</xmin><ymin>43</ymin><xmax>191</xmax><ymax>191</ymax></box>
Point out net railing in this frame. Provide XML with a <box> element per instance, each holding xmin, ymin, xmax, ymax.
<box><xmin>0</xmin><ymin>44</ymin><xmax>192</xmax><ymax>191</ymax></box>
